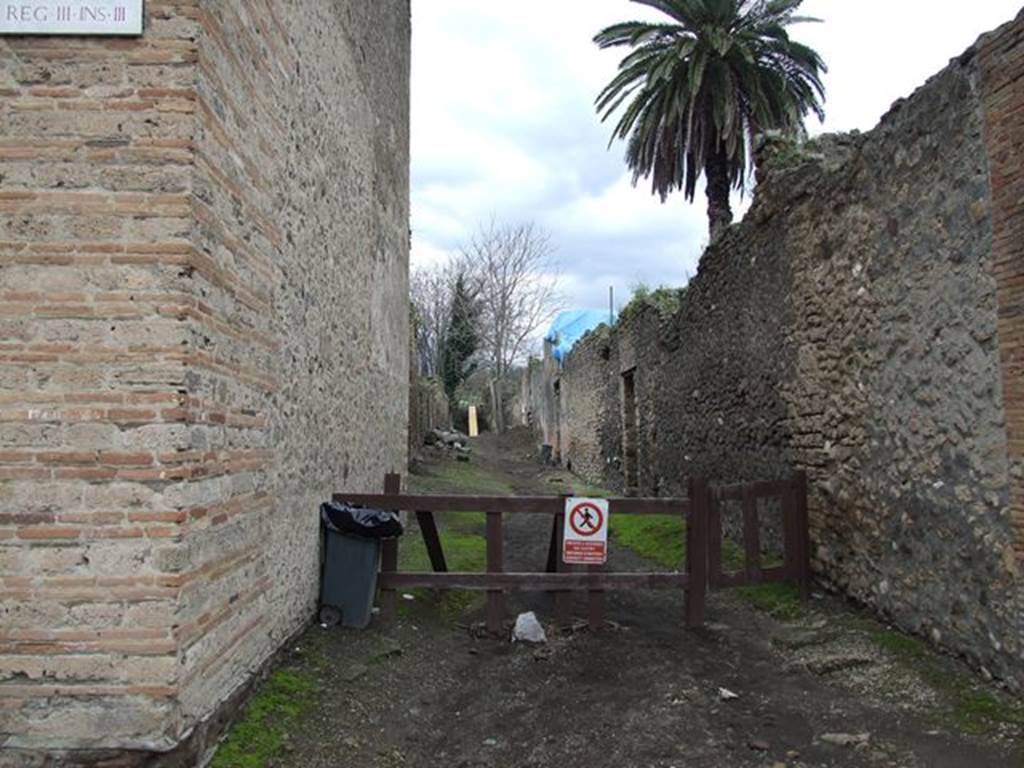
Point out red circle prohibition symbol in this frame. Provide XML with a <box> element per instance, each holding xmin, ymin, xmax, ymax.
<box><xmin>569</xmin><ymin>502</ymin><xmax>604</xmax><ymax>537</ymax></box>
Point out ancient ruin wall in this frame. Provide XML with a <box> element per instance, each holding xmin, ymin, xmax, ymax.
<box><xmin>560</xmin><ymin>325</ymin><xmax>620</xmax><ymax>484</ymax></box>
<box><xmin>0</xmin><ymin>4</ymin><xmax>203</xmax><ymax>756</ymax></box>
<box><xmin>548</xmin><ymin>15</ymin><xmax>1024</xmax><ymax>688</ymax></box>
<box><xmin>0</xmin><ymin>1</ymin><xmax>410</xmax><ymax>761</ymax></box>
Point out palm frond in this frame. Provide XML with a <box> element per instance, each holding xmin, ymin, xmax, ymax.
<box><xmin>594</xmin><ymin>0</ymin><xmax>826</xmax><ymax>206</ymax></box>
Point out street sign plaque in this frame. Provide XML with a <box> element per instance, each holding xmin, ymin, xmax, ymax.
<box><xmin>1</xmin><ymin>1</ymin><xmax>144</xmax><ymax>36</ymax></box>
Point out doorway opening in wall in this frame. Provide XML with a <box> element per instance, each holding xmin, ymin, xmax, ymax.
<box><xmin>622</xmin><ymin>368</ymin><xmax>639</xmax><ymax>495</ymax></box>
<box><xmin>553</xmin><ymin>378</ymin><xmax>562</xmax><ymax>463</ymax></box>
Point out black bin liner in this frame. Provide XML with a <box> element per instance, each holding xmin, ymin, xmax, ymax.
<box><xmin>320</xmin><ymin>500</ymin><xmax>403</xmax><ymax>540</ymax></box>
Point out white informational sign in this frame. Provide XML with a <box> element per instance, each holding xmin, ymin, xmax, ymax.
<box><xmin>563</xmin><ymin>497</ymin><xmax>609</xmax><ymax>565</ymax></box>
<box><xmin>1</xmin><ymin>1</ymin><xmax>143</xmax><ymax>36</ymax></box>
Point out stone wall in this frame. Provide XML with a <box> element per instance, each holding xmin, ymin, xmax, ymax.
<box><xmin>525</xmin><ymin>14</ymin><xmax>1024</xmax><ymax>690</ymax></box>
<box><xmin>0</xmin><ymin>1</ymin><xmax>410</xmax><ymax>762</ymax></box>
<box><xmin>561</xmin><ymin>325</ymin><xmax>620</xmax><ymax>484</ymax></box>
<box><xmin>521</xmin><ymin>350</ymin><xmax>562</xmax><ymax>460</ymax></box>
<box><xmin>410</xmin><ymin>375</ymin><xmax>450</xmax><ymax>456</ymax></box>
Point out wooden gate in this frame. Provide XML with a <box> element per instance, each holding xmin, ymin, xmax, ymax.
<box><xmin>709</xmin><ymin>471</ymin><xmax>811</xmax><ymax>599</ymax></box>
<box><xmin>337</xmin><ymin>472</ymin><xmax>809</xmax><ymax>633</ymax></box>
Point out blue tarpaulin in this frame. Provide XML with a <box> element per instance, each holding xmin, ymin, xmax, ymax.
<box><xmin>545</xmin><ymin>310</ymin><xmax>615</xmax><ymax>363</ymax></box>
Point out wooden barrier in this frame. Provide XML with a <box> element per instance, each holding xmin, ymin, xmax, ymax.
<box><xmin>707</xmin><ymin>472</ymin><xmax>810</xmax><ymax>597</ymax></box>
<box><xmin>334</xmin><ymin>471</ymin><xmax>809</xmax><ymax>634</ymax></box>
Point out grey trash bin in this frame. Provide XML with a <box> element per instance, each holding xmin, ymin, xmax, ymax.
<box><xmin>318</xmin><ymin>501</ymin><xmax>403</xmax><ymax>629</ymax></box>
<box><xmin>319</xmin><ymin>529</ymin><xmax>381</xmax><ymax>629</ymax></box>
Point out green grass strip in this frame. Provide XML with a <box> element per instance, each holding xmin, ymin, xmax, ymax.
<box><xmin>210</xmin><ymin>669</ymin><xmax>314</xmax><ymax>768</ymax></box>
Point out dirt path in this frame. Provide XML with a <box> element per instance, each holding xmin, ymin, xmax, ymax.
<box><xmin>211</xmin><ymin>430</ymin><xmax>1023</xmax><ymax>768</ymax></box>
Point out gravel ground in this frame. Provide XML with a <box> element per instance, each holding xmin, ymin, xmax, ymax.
<box><xmin>216</xmin><ymin>430</ymin><xmax>1023</xmax><ymax>768</ymax></box>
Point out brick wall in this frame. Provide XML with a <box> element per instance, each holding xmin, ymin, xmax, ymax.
<box><xmin>0</xmin><ymin>0</ymin><xmax>410</xmax><ymax>761</ymax></box>
<box><xmin>980</xmin><ymin>12</ymin><xmax>1024</xmax><ymax>557</ymax></box>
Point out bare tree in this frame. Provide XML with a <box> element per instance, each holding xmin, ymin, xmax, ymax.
<box><xmin>461</xmin><ymin>220</ymin><xmax>560</xmax><ymax>432</ymax></box>
<box><xmin>410</xmin><ymin>260</ymin><xmax>460</xmax><ymax>377</ymax></box>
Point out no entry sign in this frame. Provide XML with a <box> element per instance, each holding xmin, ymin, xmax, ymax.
<box><xmin>563</xmin><ymin>497</ymin><xmax>609</xmax><ymax>565</ymax></box>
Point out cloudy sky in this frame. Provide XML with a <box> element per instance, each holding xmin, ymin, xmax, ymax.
<box><xmin>410</xmin><ymin>0</ymin><xmax>1022</xmax><ymax>320</ymax></box>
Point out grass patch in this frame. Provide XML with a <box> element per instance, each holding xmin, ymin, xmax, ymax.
<box><xmin>736</xmin><ymin>582</ymin><xmax>804</xmax><ymax>621</ymax></box>
<box><xmin>610</xmin><ymin>515</ymin><xmax>685</xmax><ymax>570</ymax></box>
<box><xmin>210</xmin><ymin>669</ymin><xmax>314</xmax><ymax>768</ymax></box>
<box><xmin>937</xmin><ymin>674</ymin><xmax>1024</xmax><ymax>737</ymax></box>
<box><xmin>552</xmin><ymin>476</ymin><xmax>613</xmax><ymax>499</ymax></box>
<box><xmin>399</xmin><ymin>522</ymin><xmax>487</xmax><ymax>623</ymax></box>
<box><xmin>400</xmin><ymin>466</ymin><xmax>490</xmax><ymax>623</ymax></box>
<box><xmin>954</xmin><ymin>691</ymin><xmax>1016</xmax><ymax>735</ymax></box>
<box><xmin>722</xmin><ymin>540</ymin><xmax>745</xmax><ymax>570</ymax></box>
<box><xmin>618</xmin><ymin>284</ymin><xmax>684</xmax><ymax>323</ymax></box>
<box><xmin>931</xmin><ymin>668</ymin><xmax>1024</xmax><ymax>737</ymax></box>
<box><xmin>408</xmin><ymin>458</ymin><xmax>514</xmax><ymax>496</ymax></box>
<box><xmin>401</xmin><ymin>522</ymin><xmax>486</xmax><ymax>573</ymax></box>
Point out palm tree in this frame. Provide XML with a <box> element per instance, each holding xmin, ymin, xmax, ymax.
<box><xmin>594</xmin><ymin>0</ymin><xmax>826</xmax><ymax>239</ymax></box>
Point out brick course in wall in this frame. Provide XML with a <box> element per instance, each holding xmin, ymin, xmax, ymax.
<box><xmin>980</xmin><ymin>12</ymin><xmax>1024</xmax><ymax>557</ymax></box>
<box><xmin>0</xmin><ymin>1</ymin><xmax>410</xmax><ymax>762</ymax></box>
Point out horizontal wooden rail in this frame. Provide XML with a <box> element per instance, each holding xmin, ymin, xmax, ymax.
<box><xmin>712</xmin><ymin>565</ymin><xmax>787</xmax><ymax>588</ymax></box>
<box><xmin>713</xmin><ymin>479</ymin><xmax>791</xmax><ymax>501</ymax></box>
<box><xmin>378</xmin><ymin>571</ymin><xmax>688</xmax><ymax>591</ymax></box>
<box><xmin>334</xmin><ymin>493</ymin><xmax>689</xmax><ymax>516</ymax></box>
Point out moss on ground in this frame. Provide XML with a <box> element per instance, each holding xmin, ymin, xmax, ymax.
<box><xmin>209</xmin><ymin>669</ymin><xmax>315</xmax><ymax>768</ymax></box>
<box><xmin>736</xmin><ymin>582</ymin><xmax>805</xmax><ymax>621</ymax></box>
<box><xmin>868</xmin><ymin>628</ymin><xmax>929</xmax><ymax>661</ymax></box>
<box><xmin>952</xmin><ymin>690</ymin><xmax>1023</xmax><ymax>736</ymax></box>
<box><xmin>865</xmin><ymin>625</ymin><xmax>1024</xmax><ymax>738</ymax></box>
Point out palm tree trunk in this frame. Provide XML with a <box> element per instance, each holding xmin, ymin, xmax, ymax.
<box><xmin>704</xmin><ymin>146</ymin><xmax>733</xmax><ymax>240</ymax></box>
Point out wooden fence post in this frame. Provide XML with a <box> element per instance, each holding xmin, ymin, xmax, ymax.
<box><xmin>587</xmin><ymin>563</ymin><xmax>606</xmax><ymax>632</ymax></box>
<box><xmin>545</xmin><ymin>513</ymin><xmax>560</xmax><ymax>574</ymax></box>
<box><xmin>553</xmin><ymin>510</ymin><xmax>572</xmax><ymax>628</ymax></box>
<box><xmin>793</xmin><ymin>470</ymin><xmax>811</xmax><ymax>601</ymax></box>
<box><xmin>416</xmin><ymin>510</ymin><xmax>447</xmax><ymax>573</ymax></box>
<box><xmin>486</xmin><ymin>511</ymin><xmax>505</xmax><ymax>634</ymax></box>
<box><xmin>685</xmin><ymin>477</ymin><xmax>709</xmax><ymax>628</ymax></box>
<box><xmin>707</xmin><ymin>491</ymin><xmax>722</xmax><ymax>589</ymax></box>
<box><xmin>741</xmin><ymin>484</ymin><xmax>762</xmax><ymax>583</ymax></box>
<box><xmin>380</xmin><ymin>472</ymin><xmax>402</xmax><ymax>620</ymax></box>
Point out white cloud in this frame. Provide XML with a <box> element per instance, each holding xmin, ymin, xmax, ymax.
<box><xmin>411</xmin><ymin>0</ymin><xmax>1022</xmax><ymax>312</ymax></box>
<box><xmin>410</xmin><ymin>235</ymin><xmax>453</xmax><ymax>271</ymax></box>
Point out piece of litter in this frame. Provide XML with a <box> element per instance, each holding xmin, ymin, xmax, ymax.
<box><xmin>320</xmin><ymin>623</ymin><xmax>328</xmax><ymax>629</ymax></box>
<box><xmin>402</xmin><ymin>593</ymin><xmax>415</xmax><ymax>601</ymax></box>
<box><xmin>512</xmin><ymin>611</ymin><xmax>547</xmax><ymax>643</ymax></box>
<box><xmin>718</xmin><ymin>687</ymin><xmax>740</xmax><ymax>701</ymax></box>
<box><xmin>820</xmin><ymin>732</ymin><xmax>870</xmax><ymax>748</ymax></box>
